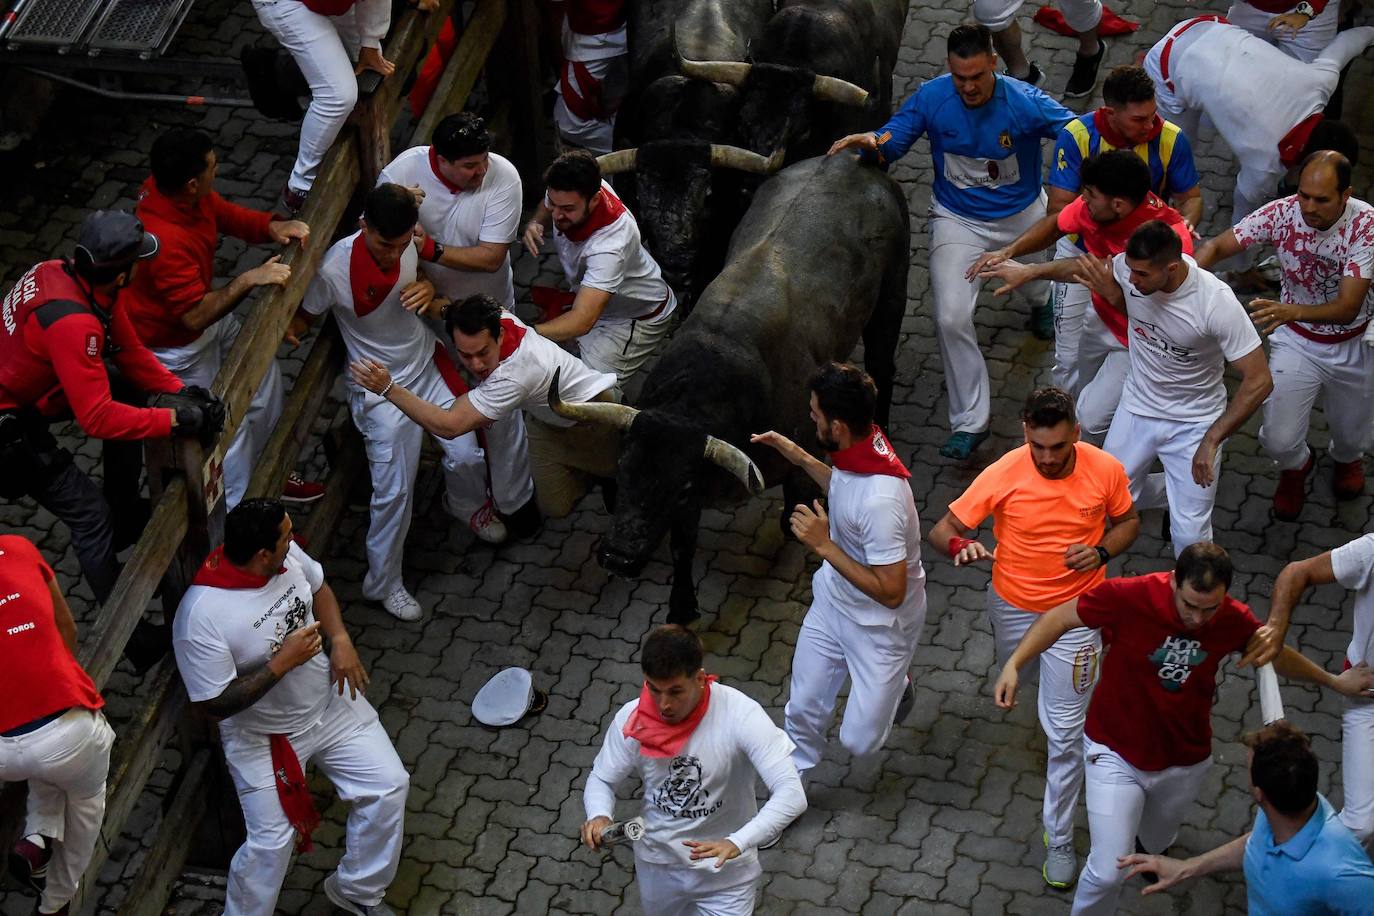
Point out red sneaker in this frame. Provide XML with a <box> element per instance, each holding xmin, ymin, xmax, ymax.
<box><xmin>282</xmin><ymin>472</ymin><xmax>326</xmax><ymax>505</ymax></box>
<box><xmin>1273</xmin><ymin>454</ymin><xmax>1314</xmax><ymax>521</ymax></box>
<box><xmin>1334</xmin><ymin>458</ymin><xmax>1366</xmax><ymax>501</ymax></box>
<box><xmin>9</xmin><ymin>834</ymin><xmax>51</xmax><ymax>894</ymax></box>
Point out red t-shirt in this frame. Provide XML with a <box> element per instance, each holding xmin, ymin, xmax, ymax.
<box><xmin>1057</xmin><ymin>194</ymin><xmax>1194</xmax><ymax>345</ymax></box>
<box><xmin>1077</xmin><ymin>571</ymin><xmax>1259</xmax><ymax>771</ymax></box>
<box><xmin>0</xmin><ymin>535</ymin><xmax>103</xmax><ymax>733</ymax></box>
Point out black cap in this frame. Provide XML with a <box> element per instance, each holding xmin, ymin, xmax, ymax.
<box><xmin>75</xmin><ymin>210</ymin><xmax>159</xmax><ymax>269</ymax></box>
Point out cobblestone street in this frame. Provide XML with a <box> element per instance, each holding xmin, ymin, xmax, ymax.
<box><xmin>3</xmin><ymin>0</ymin><xmax>1374</xmax><ymax>913</ymax></box>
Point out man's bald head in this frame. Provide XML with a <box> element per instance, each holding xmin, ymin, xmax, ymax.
<box><xmin>1296</xmin><ymin>150</ymin><xmax>1353</xmax><ymax>231</ymax></box>
<box><xmin>1299</xmin><ymin>149</ymin><xmax>1352</xmax><ymax>195</ymax></box>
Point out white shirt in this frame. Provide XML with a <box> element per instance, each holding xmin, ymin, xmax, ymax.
<box><xmin>466</xmin><ymin>311</ymin><xmax>616</xmax><ymax>426</ymax></box>
<box><xmin>173</xmin><ymin>543</ymin><xmax>332</xmax><ymax>737</ymax></box>
<box><xmin>1330</xmin><ymin>533</ymin><xmax>1374</xmax><ymax>669</ymax></box>
<box><xmin>811</xmin><ymin>470</ymin><xmax>927</xmax><ymax>628</ymax></box>
<box><xmin>1233</xmin><ymin>195</ymin><xmax>1374</xmax><ymax>335</ymax></box>
<box><xmin>583</xmin><ymin>683</ymin><xmax>806</xmax><ymax>871</ymax></box>
<box><xmin>377</xmin><ymin>147</ymin><xmax>521</xmax><ymax>306</ymax></box>
<box><xmin>552</xmin><ymin>181</ymin><xmax>674</xmax><ymax>323</ymax></box>
<box><xmin>302</xmin><ymin>232</ymin><xmax>438</xmax><ymax>390</ymax></box>
<box><xmin>1114</xmin><ymin>253</ymin><xmax>1263</xmax><ymax>422</ymax></box>
<box><xmin>550</xmin><ymin>0</ymin><xmax>627</xmax><ymax>62</ymax></box>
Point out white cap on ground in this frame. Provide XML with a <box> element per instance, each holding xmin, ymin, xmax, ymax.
<box><xmin>472</xmin><ymin>667</ymin><xmax>545</xmax><ymax>727</ymax></box>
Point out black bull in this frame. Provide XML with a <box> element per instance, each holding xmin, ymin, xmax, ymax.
<box><xmin>551</xmin><ymin>155</ymin><xmax>910</xmax><ymax>623</ymax></box>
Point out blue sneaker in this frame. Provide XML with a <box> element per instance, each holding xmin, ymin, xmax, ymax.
<box><xmin>939</xmin><ymin>430</ymin><xmax>989</xmax><ymax>460</ymax></box>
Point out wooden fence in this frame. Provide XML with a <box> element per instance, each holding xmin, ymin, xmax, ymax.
<box><xmin>0</xmin><ymin>0</ymin><xmax>544</xmax><ymax>910</ymax></box>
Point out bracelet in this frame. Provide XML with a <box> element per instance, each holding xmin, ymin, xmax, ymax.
<box><xmin>1094</xmin><ymin>545</ymin><xmax>1111</xmax><ymax>568</ymax></box>
<box><xmin>948</xmin><ymin>536</ymin><xmax>977</xmax><ymax>560</ymax></box>
<box><xmin>379</xmin><ymin>380</ymin><xmax>394</xmax><ymax>398</ymax></box>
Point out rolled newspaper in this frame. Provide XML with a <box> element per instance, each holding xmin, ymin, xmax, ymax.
<box><xmin>1257</xmin><ymin>663</ymin><xmax>1285</xmax><ymax>725</ymax></box>
<box><xmin>600</xmin><ymin>816</ymin><xmax>645</xmax><ymax>846</ymax></box>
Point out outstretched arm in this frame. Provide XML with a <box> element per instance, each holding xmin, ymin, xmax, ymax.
<box><xmin>1239</xmin><ymin>551</ymin><xmax>1336</xmax><ymax>667</ymax></box>
<box><xmin>1117</xmin><ymin>835</ymin><xmax>1248</xmax><ymax>896</ymax></box>
<box><xmin>349</xmin><ymin>358</ymin><xmax>488</xmax><ymax>440</ymax></box>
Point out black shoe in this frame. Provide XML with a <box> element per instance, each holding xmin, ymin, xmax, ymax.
<box><xmin>1009</xmin><ymin>61</ymin><xmax>1044</xmax><ymax>88</ymax></box>
<box><xmin>501</xmin><ymin>498</ymin><xmax>543</xmax><ymax>540</ymax></box>
<box><xmin>1134</xmin><ymin>837</ymin><xmax>1159</xmax><ymax>885</ymax></box>
<box><xmin>894</xmin><ymin>676</ymin><xmax>916</xmax><ymax>726</ymax></box>
<box><xmin>1065</xmin><ymin>43</ymin><xmax>1105</xmax><ymax>99</ymax></box>
<box><xmin>123</xmin><ymin>621</ymin><xmax>171</xmax><ymax>676</ymax></box>
<box><xmin>1030</xmin><ymin>299</ymin><xmax>1055</xmax><ymax>341</ymax></box>
<box><xmin>1159</xmin><ymin>510</ymin><xmax>1171</xmax><ymax>544</ymax></box>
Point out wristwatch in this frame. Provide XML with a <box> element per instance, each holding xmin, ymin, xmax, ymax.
<box><xmin>1094</xmin><ymin>546</ymin><xmax>1111</xmax><ymax>568</ymax></box>
<box><xmin>1294</xmin><ymin>1</ymin><xmax>1316</xmax><ymax>18</ymax></box>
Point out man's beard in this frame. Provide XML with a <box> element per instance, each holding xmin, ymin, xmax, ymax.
<box><xmin>818</xmin><ymin>430</ymin><xmax>841</xmax><ymax>451</ymax></box>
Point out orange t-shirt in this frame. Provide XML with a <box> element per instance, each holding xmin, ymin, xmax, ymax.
<box><xmin>947</xmin><ymin>442</ymin><xmax>1133</xmax><ymax>612</ymax></box>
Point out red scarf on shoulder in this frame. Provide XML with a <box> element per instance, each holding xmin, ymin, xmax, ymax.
<box><xmin>560</xmin><ymin>186</ymin><xmax>626</xmax><ymax>242</ymax></box>
<box><xmin>830</xmin><ymin>425</ymin><xmax>911</xmax><ymax>479</ymax></box>
<box><xmin>623</xmin><ymin>675</ymin><xmax>718</xmax><ymax>758</ymax></box>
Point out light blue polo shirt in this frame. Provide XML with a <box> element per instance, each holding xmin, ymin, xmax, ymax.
<box><xmin>1244</xmin><ymin>794</ymin><xmax>1374</xmax><ymax>915</ymax></box>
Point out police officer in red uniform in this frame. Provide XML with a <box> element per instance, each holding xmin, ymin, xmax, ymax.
<box><xmin>0</xmin><ymin>211</ymin><xmax>225</xmax><ymax>610</ymax></box>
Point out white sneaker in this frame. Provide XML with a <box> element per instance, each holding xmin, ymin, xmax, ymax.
<box><xmin>468</xmin><ymin>499</ymin><xmax>508</xmax><ymax>545</ymax></box>
<box><xmin>324</xmin><ymin>873</ymin><xmax>395</xmax><ymax>915</ymax></box>
<box><xmin>380</xmin><ymin>587</ymin><xmax>422</xmax><ymax>621</ymax></box>
<box><xmin>1043</xmin><ymin>832</ymin><xmax>1078</xmax><ymax>888</ymax></box>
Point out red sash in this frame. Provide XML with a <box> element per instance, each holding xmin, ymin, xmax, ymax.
<box><xmin>349</xmin><ymin>238</ymin><xmax>401</xmax><ymax>319</ymax></box>
<box><xmin>830</xmin><ymin>425</ymin><xmax>911</xmax><ymax>479</ymax></box>
<box><xmin>1093</xmin><ymin>107</ymin><xmax>1163</xmax><ymax>149</ymax></box>
<box><xmin>1278</xmin><ymin>113</ymin><xmax>1325</xmax><ymax>170</ymax></box>
<box><xmin>192</xmin><ymin>546</ymin><xmax>284</xmax><ymax>588</ymax></box>
<box><xmin>560</xmin><ymin>187</ymin><xmax>626</xmax><ymax>242</ymax></box>
<box><xmin>623</xmin><ymin>676</ymin><xmax>717</xmax><ymax>758</ymax></box>
<box><xmin>560</xmin><ymin>61</ymin><xmax>606</xmax><ymax>121</ymax></box>
<box><xmin>427</xmin><ymin>146</ymin><xmax>468</xmax><ymax>194</ymax></box>
<box><xmin>431</xmin><ymin>317</ymin><xmax>527</xmax><ymax>398</ymax></box>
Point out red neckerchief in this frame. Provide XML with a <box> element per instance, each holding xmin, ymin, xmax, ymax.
<box><xmin>830</xmin><ymin>425</ymin><xmax>911</xmax><ymax>479</ymax></box>
<box><xmin>1279</xmin><ymin>113</ymin><xmax>1325</xmax><ymax>169</ymax></box>
<box><xmin>349</xmin><ymin>236</ymin><xmax>401</xmax><ymax>318</ymax></box>
<box><xmin>623</xmin><ymin>675</ymin><xmax>718</xmax><ymax>758</ymax></box>
<box><xmin>432</xmin><ymin>317</ymin><xmax>527</xmax><ymax>399</ymax></box>
<box><xmin>560</xmin><ymin>187</ymin><xmax>626</xmax><ymax>243</ymax></box>
<box><xmin>427</xmin><ymin>146</ymin><xmax>469</xmax><ymax>195</ymax></box>
<box><xmin>192</xmin><ymin>546</ymin><xmax>284</xmax><ymax>588</ymax></box>
<box><xmin>1093</xmin><ymin>107</ymin><xmax>1163</xmax><ymax>149</ymax></box>
<box><xmin>269</xmin><ymin>734</ymin><xmax>321</xmax><ymax>853</ymax></box>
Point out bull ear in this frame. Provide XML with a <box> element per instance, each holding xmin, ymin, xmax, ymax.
<box><xmin>596</xmin><ymin>149</ymin><xmax>639</xmax><ymax>176</ymax></box>
<box><xmin>702</xmin><ymin>435</ymin><xmax>766</xmax><ymax>497</ymax></box>
<box><xmin>708</xmin><ymin>144</ymin><xmax>786</xmax><ymax>175</ymax></box>
<box><xmin>812</xmin><ymin>74</ymin><xmax>869</xmax><ymax>107</ymax></box>
<box><xmin>680</xmin><ymin>58</ymin><xmax>752</xmax><ymax>87</ymax></box>
<box><xmin>547</xmin><ymin>367</ymin><xmax>640</xmax><ymax>429</ymax></box>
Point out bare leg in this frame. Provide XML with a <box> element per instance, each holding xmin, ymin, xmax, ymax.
<box><xmin>1076</xmin><ymin>25</ymin><xmax>1101</xmax><ymax>57</ymax></box>
<box><xmin>994</xmin><ymin>22</ymin><xmax>1030</xmax><ymax>79</ymax></box>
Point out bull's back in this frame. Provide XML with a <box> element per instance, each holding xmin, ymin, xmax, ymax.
<box><xmin>675</xmin><ymin>0</ymin><xmax>774</xmax><ymax>62</ymax></box>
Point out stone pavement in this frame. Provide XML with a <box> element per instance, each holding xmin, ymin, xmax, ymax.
<box><xmin>3</xmin><ymin>0</ymin><xmax>1374</xmax><ymax>913</ymax></box>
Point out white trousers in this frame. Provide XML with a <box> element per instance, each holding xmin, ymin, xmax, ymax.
<box><xmin>577</xmin><ymin>305</ymin><xmax>676</xmax><ymax>401</ymax></box>
<box><xmin>1104</xmin><ymin>409</ymin><xmax>1218</xmax><ymax>556</ymax></box>
<box><xmin>990</xmin><ymin>586</ymin><xmax>1101</xmax><ymax>847</ymax></box>
<box><xmin>153</xmin><ymin>317</ymin><xmax>285</xmax><ymax>508</ymax></box>
<box><xmin>974</xmin><ymin>0</ymin><xmax>1102</xmax><ymax>32</ymax></box>
<box><xmin>635</xmin><ymin>858</ymin><xmax>760</xmax><ymax>916</ymax></box>
<box><xmin>1341</xmin><ymin>696</ymin><xmax>1374</xmax><ymax>851</ymax></box>
<box><xmin>1259</xmin><ymin>328</ymin><xmax>1374</xmax><ymax>470</ymax></box>
<box><xmin>219</xmin><ymin>690</ymin><xmax>409</xmax><ymax>916</ymax></box>
<box><xmin>1227</xmin><ymin>0</ymin><xmax>1341</xmax><ymax>63</ymax></box>
<box><xmin>785</xmin><ymin>596</ymin><xmax>926</xmax><ymax>772</ymax></box>
<box><xmin>929</xmin><ymin>197</ymin><xmax>1048</xmax><ymax>434</ymax></box>
<box><xmin>1051</xmin><ymin>237</ymin><xmax>1091</xmax><ymax>396</ymax></box>
<box><xmin>252</xmin><ymin>0</ymin><xmax>361</xmax><ymax>194</ymax></box>
<box><xmin>0</xmin><ymin>709</ymin><xmax>114</xmax><ymax>913</ymax></box>
<box><xmin>1074</xmin><ymin>306</ymin><xmax>1128</xmax><ymax>440</ymax></box>
<box><xmin>1072</xmin><ymin>738</ymin><xmax>1211</xmax><ymax>916</ymax></box>
<box><xmin>348</xmin><ymin>363</ymin><xmax>533</xmax><ymax>599</ymax></box>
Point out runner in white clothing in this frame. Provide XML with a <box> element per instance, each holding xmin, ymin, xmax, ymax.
<box><xmin>289</xmin><ymin>185</ymin><xmax>535</xmax><ymax>620</ymax></box>
<box><xmin>172</xmin><ymin>499</ymin><xmax>409</xmax><ymax>916</ymax></box>
<box><xmin>582</xmin><ymin>625</ymin><xmax>806</xmax><ymax>915</ymax></box>
<box><xmin>349</xmin><ymin>293</ymin><xmax>619</xmax><ymax>520</ymax></box>
<box><xmin>1196</xmin><ymin>151</ymin><xmax>1374</xmax><ymax>520</ymax></box>
<box><xmin>1075</xmin><ymin>221</ymin><xmax>1271</xmax><ymax>554</ymax></box>
<box><xmin>376</xmin><ymin>113</ymin><xmax>521</xmax><ymax>307</ymax></box>
<box><xmin>752</xmin><ymin>363</ymin><xmax>926</xmax><ymax>773</ymax></box>
<box><xmin>1227</xmin><ymin>0</ymin><xmax>1341</xmax><ymax>63</ymax></box>
<box><xmin>521</xmin><ymin>150</ymin><xmax>676</xmax><ymax>396</ymax></box>
<box><xmin>549</xmin><ymin>0</ymin><xmax>627</xmax><ymax>154</ymax></box>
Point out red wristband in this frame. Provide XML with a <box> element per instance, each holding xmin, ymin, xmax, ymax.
<box><xmin>419</xmin><ymin>235</ymin><xmax>437</xmax><ymax>261</ymax></box>
<box><xmin>948</xmin><ymin>536</ymin><xmax>976</xmax><ymax>560</ymax></box>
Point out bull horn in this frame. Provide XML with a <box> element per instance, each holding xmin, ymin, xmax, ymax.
<box><xmin>708</xmin><ymin>144</ymin><xmax>786</xmax><ymax>175</ymax></box>
<box><xmin>812</xmin><ymin>74</ymin><xmax>869</xmax><ymax>107</ymax></box>
<box><xmin>680</xmin><ymin>57</ymin><xmax>751</xmax><ymax>87</ymax></box>
<box><xmin>595</xmin><ymin>148</ymin><xmax>639</xmax><ymax>176</ymax></box>
<box><xmin>547</xmin><ymin>368</ymin><xmax>640</xmax><ymax>430</ymax></box>
<box><xmin>702</xmin><ymin>435</ymin><xmax>765</xmax><ymax>497</ymax></box>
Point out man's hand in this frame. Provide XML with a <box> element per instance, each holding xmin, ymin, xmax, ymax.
<box><xmin>243</xmin><ymin>254</ymin><xmax>291</xmax><ymax>289</ymax></box>
<box><xmin>350</xmin><ymin>358</ymin><xmax>393</xmax><ymax>396</ymax></box>
<box><xmin>952</xmin><ymin>539</ymin><xmax>993</xmax><ymax>567</ymax></box>
<box><xmin>356</xmin><ymin>46</ymin><xmax>396</xmax><ymax>77</ymax></box>
<box><xmin>790</xmin><ymin>500</ymin><xmax>831</xmax><ymax>553</ymax></box>
<box><xmin>684</xmin><ymin>839</ymin><xmax>742</xmax><ymax>868</ymax></box>
<box><xmin>399</xmin><ymin>278</ymin><xmax>435</xmax><ymax>313</ymax></box>
<box><xmin>580</xmin><ymin>816</ymin><xmax>612</xmax><ymax>851</ymax></box>
<box><xmin>1117</xmin><ymin>853</ymin><xmax>1189</xmax><ymax>895</ymax></box>
<box><xmin>750</xmin><ymin>430</ymin><xmax>801</xmax><ymax>464</ymax></box>
<box><xmin>966</xmin><ymin>247</ymin><xmax>1012</xmax><ymax>282</ymax></box>
<box><xmin>993</xmin><ymin>662</ymin><xmax>1019</xmax><ymax>710</ymax></box>
<box><xmin>1064</xmin><ymin>544</ymin><xmax>1103</xmax><ymax>572</ymax></box>
<box><xmin>977</xmin><ymin>259</ymin><xmax>1036</xmax><ymax>296</ymax></box>
<box><xmin>284</xmin><ymin>314</ymin><xmax>311</xmax><ymax>348</ymax></box>
<box><xmin>1268</xmin><ymin>11</ymin><xmax>1311</xmax><ymax>38</ymax></box>
<box><xmin>1191</xmin><ymin>437</ymin><xmax>1219</xmax><ymax>487</ymax></box>
<box><xmin>1246</xmin><ymin>298</ymin><xmax>1300</xmax><ymax>336</ymax></box>
<box><xmin>1332</xmin><ymin>661</ymin><xmax>1374</xmax><ymax>698</ymax></box>
<box><xmin>267</xmin><ymin>219</ymin><xmax>310</xmax><ymax>247</ymax></box>
<box><xmin>329</xmin><ymin>636</ymin><xmax>369</xmax><ymax>700</ymax></box>
<box><xmin>410</xmin><ymin>0</ymin><xmax>440</xmax><ymax>11</ymax></box>
<box><xmin>522</xmin><ymin>219</ymin><xmax>546</xmax><ymax>257</ymax></box>
<box><xmin>1071</xmin><ymin>254</ymin><xmax>1117</xmax><ymax>301</ymax></box>
<box><xmin>269</xmin><ymin>621</ymin><xmax>323</xmax><ymax>675</ymax></box>
<box><xmin>1238</xmin><ymin>623</ymin><xmax>1288</xmax><ymax>668</ymax></box>
<box><xmin>404</xmin><ymin>184</ymin><xmax>426</xmax><ymax>208</ymax></box>
<box><xmin>828</xmin><ymin>132</ymin><xmax>877</xmax><ymax>156</ymax></box>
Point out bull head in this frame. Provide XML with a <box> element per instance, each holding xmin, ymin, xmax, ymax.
<box><xmin>548</xmin><ymin>369</ymin><xmax>765</xmax><ymax>497</ymax></box>
<box><xmin>679</xmin><ymin>57</ymin><xmax>870</xmax><ymax>108</ymax></box>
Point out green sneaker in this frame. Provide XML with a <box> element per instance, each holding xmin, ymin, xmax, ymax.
<box><xmin>1043</xmin><ymin>831</ymin><xmax>1077</xmax><ymax>889</ymax></box>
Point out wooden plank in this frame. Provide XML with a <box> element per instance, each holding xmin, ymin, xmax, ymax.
<box><xmin>115</xmin><ymin>750</ymin><xmax>212</xmax><ymax>916</ymax></box>
<box><xmin>492</xmin><ymin>0</ymin><xmax>548</xmax><ymax>188</ymax></box>
<box><xmin>408</xmin><ymin>0</ymin><xmax>508</xmax><ymax>147</ymax></box>
<box><xmin>245</xmin><ymin>319</ymin><xmax>344</xmax><ymax>502</ymax></box>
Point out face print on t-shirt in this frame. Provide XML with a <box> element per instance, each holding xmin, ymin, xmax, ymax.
<box><xmin>1149</xmin><ymin>633</ymin><xmax>1208</xmax><ymax>691</ymax></box>
<box><xmin>266</xmin><ymin>593</ymin><xmax>311</xmax><ymax>658</ymax></box>
<box><xmin>651</xmin><ymin>755</ymin><xmax>721</xmax><ymax>819</ymax></box>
